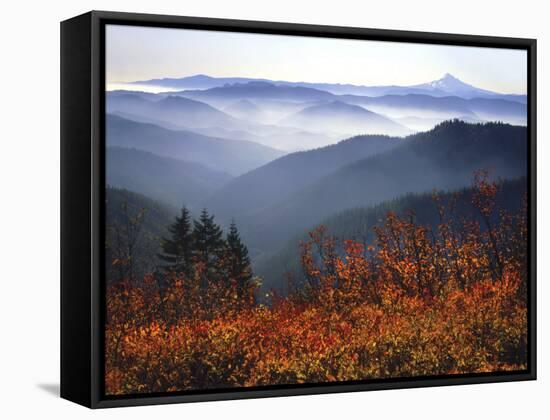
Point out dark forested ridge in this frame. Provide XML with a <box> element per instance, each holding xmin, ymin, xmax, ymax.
<box><xmin>256</xmin><ymin>177</ymin><xmax>527</xmax><ymax>291</ymax></box>
<box><xmin>204</xmin><ymin>133</ymin><xmax>404</xmax><ymax>221</ymax></box>
<box><xmin>239</xmin><ymin>121</ymin><xmax>527</xmax><ymax>256</ymax></box>
<box><xmin>106</xmin><ymin>147</ymin><xmax>233</xmax><ymax>209</ymax></box>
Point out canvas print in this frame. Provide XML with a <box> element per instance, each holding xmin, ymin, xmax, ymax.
<box><xmin>104</xmin><ymin>24</ymin><xmax>529</xmax><ymax>396</ymax></box>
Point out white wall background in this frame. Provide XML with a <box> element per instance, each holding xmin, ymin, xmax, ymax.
<box><xmin>1</xmin><ymin>0</ymin><xmax>547</xmax><ymax>417</ymax></box>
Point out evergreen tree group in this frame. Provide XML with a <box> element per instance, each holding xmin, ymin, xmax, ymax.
<box><xmin>158</xmin><ymin>207</ymin><xmax>254</xmax><ymax>306</ymax></box>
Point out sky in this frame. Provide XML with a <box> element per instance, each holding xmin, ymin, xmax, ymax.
<box><xmin>106</xmin><ymin>24</ymin><xmax>527</xmax><ymax>94</ymax></box>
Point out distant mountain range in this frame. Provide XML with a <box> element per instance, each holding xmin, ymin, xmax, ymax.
<box><xmin>280</xmin><ymin>100</ymin><xmax>411</xmax><ymax>136</ymax></box>
<box><xmin>127</xmin><ymin>73</ymin><xmax>526</xmax><ymax>103</ymax></box>
<box><xmin>111</xmin><ymin>78</ymin><xmax>526</xmax><ymax>138</ymax></box>
<box><xmin>107</xmin><ymin>93</ymin><xmax>243</xmax><ymax>130</ymax></box>
<box><xmin>107</xmin><ymin>91</ymin><xmax>341</xmax><ymax>151</ymax></box>
<box><xmin>180</xmin><ymin>81</ymin><xmax>334</xmax><ymax>103</ymax></box>
<box><xmin>340</xmin><ymin>93</ymin><xmax>527</xmax><ymax>127</ymax></box>
<box><xmin>106</xmin><ymin>114</ymin><xmax>285</xmax><ymax>176</ymax></box>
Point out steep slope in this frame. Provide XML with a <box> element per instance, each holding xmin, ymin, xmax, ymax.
<box><xmin>106</xmin><ymin>114</ymin><xmax>286</xmax><ymax>176</ymax></box>
<box><xmin>204</xmin><ymin>133</ymin><xmax>404</xmax><ymax>221</ymax></box>
<box><xmin>240</xmin><ymin>121</ymin><xmax>527</xmax><ymax>254</ymax></box>
<box><xmin>280</xmin><ymin>101</ymin><xmax>411</xmax><ymax>136</ymax></box>
<box><xmin>106</xmin><ymin>147</ymin><xmax>233</xmax><ymax>209</ymax></box>
<box><xmin>256</xmin><ymin>177</ymin><xmax>527</xmax><ymax>291</ymax></box>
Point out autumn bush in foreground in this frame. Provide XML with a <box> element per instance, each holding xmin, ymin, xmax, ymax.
<box><xmin>105</xmin><ymin>173</ymin><xmax>528</xmax><ymax>395</ymax></box>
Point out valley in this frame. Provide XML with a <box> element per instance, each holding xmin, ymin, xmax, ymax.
<box><xmin>105</xmin><ymin>73</ymin><xmax>527</xmax><ymax>293</ymax></box>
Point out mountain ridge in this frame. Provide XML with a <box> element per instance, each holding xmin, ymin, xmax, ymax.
<box><xmin>229</xmin><ymin>120</ymin><xmax>527</xmax><ymax>257</ymax></box>
<box><xmin>256</xmin><ymin>176</ymin><xmax>527</xmax><ymax>291</ymax></box>
<box><xmin>106</xmin><ymin>113</ymin><xmax>286</xmax><ymax>176</ymax></box>
<box><xmin>124</xmin><ymin>73</ymin><xmax>526</xmax><ymax>103</ymax></box>
<box><xmin>204</xmin><ymin>132</ymin><xmax>405</xmax><ymax>223</ymax></box>
<box><xmin>280</xmin><ymin>100</ymin><xmax>411</xmax><ymax>136</ymax></box>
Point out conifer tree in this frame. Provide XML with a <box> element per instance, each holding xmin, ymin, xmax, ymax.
<box><xmin>158</xmin><ymin>206</ymin><xmax>193</xmax><ymax>275</ymax></box>
<box><xmin>192</xmin><ymin>208</ymin><xmax>226</xmax><ymax>270</ymax></box>
<box><xmin>225</xmin><ymin>220</ymin><xmax>254</xmax><ymax>304</ymax></box>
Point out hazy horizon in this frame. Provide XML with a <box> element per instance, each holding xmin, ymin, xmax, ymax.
<box><xmin>106</xmin><ymin>24</ymin><xmax>527</xmax><ymax>95</ymax></box>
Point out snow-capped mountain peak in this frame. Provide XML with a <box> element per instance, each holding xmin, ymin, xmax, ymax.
<box><xmin>430</xmin><ymin>73</ymin><xmax>460</xmax><ymax>87</ymax></box>
<box><xmin>414</xmin><ymin>73</ymin><xmax>493</xmax><ymax>97</ymax></box>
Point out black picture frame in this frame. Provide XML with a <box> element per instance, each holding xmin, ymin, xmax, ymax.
<box><xmin>60</xmin><ymin>10</ymin><xmax>537</xmax><ymax>409</ymax></box>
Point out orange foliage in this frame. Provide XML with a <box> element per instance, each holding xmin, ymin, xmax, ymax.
<box><xmin>105</xmin><ymin>173</ymin><xmax>528</xmax><ymax>395</ymax></box>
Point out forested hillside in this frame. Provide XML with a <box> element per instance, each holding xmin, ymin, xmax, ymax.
<box><xmin>256</xmin><ymin>177</ymin><xmax>527</xmax><ymax>292</ymax></box>
<box><xmin>205</xmin><ymin>133</ymin><xmax>404</xmax><ymax>221</ymax></box>
<box><xmin>233</xmin><ymin>121</ymin><xmax>527</xmax><ymax>258</ymax></box>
